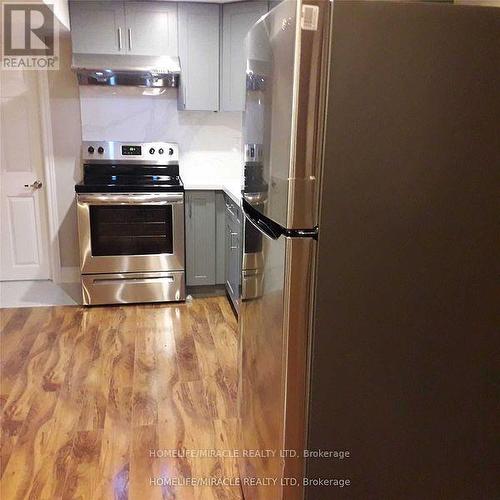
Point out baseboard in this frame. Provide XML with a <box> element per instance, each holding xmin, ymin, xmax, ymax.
<box><xmin>186</xmin><ymin>284</ymin><xmax>226</xmax><ymax>298</ymax></box>
<box><xmin>60</xmin><ymin>266</ymin><xmax>80</xmax><ymax>283</ymax></box>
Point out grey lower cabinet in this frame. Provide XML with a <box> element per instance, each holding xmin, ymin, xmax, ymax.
<box><xmin>185</xmin><ymin>190</ymin><xmax>242</xmax><ymax>313</ymax></box>
<box><xmin>185</xmin><ymin>191</ymin><xmax>216</xmax><ymax>286</ymax></box>
<box><xmin>215</xmin><ymin>192</ymin><xmax>227</xmax><ymax>285</ymax></box>
<box><xmin>224</xmin><ymin>195</ymin><xmax>242</xmax><ymax>313</ymax></box>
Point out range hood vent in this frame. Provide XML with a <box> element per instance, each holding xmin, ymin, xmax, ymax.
<box><xmin>72</xmin><ymin>53</ymin><xmax>180</xmax><ymax>88</ymax></box>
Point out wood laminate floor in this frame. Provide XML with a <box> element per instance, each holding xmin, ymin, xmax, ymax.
<box><xmin>0</xmin><ymin>297</ymin><xmax>242</xmax><ymax>500</ymax></box>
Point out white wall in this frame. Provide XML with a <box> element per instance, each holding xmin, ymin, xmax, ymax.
<box><xmin>79</xmin><ymin>86</ymin><xmax>243</xmax><ymax>185</ymax></box>
<box><xmin>47</xmin><ymin>34</ymin><xmax>81</xmax><ymax>269</ymax></box>
<box><xmin>44</xmin><ymin>0</ymin><xmax>70</xmax><ymax>30</ymax></box>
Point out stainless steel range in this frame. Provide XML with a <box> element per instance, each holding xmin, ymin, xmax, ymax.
<box><xmin>75</xmin><ymin>141</ymin><xmax>185</xmax><ymax>305</ymax></box>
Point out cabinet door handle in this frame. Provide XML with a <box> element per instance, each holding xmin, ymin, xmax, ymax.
<box><xmin>128</xmin><ymin>28</ymin><xmax>132</xmax><ymax>51</ymax></box>
<box><xmin>189</xmin><ymin>203</ymin><xmax>192</xmax><ymax>219</ymax></box>
<box><xmin>117</xmin><ymin>28</ymin><xmax>122</xmax><ymax>51</ymax></box>
<box><xmin>230</xmin><ymin>232</ymin><xmax>238</xmax><ymax>249</ymax></box>
<box><xmin>226</xmin><ymin>204</ymin><xmax>236</xmax><ymax>219</ymax></box>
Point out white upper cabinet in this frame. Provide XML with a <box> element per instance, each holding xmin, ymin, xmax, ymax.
<box><xmin>70</xmin><ymin>1</ymin><xmax>178</xmax><ymax>56</ymax></box>
<box><xmin>70</xmin><ymin>1</ymin><xmax>125</xmax><ymax>54</ymax></box>
<box><xmin>124</xmin><ymin>2</ymin><xmax>178</xmax><ymax>56</ymax></box>
<box><xmin>178</xmin><ymin>3</ymin><xmax>220</xmax><ymax>111</ymax></box>
<box><xmin>221</xmin><ymin>1</ymin><xmax>268</xmax><ymax>111</ymax></box>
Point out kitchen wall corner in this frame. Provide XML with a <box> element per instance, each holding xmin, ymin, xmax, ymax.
<box><xmin>47</xmin><ymin>32</ymin><xmax>82</xmax><ymax>270</ymax></box>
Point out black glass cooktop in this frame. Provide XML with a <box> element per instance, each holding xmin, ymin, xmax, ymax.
<box><xmin>75</xmin><ymin>163</ymin><xmax>183</xmax><ymax>193</ymax></box>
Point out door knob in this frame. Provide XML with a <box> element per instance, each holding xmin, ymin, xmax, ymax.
<box><xmin>24</xmin><ymin>180</ymin><xmax>43</xmax><ymax>189</ymax></box>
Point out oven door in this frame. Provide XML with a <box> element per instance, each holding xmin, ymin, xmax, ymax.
<box><xmin>77</xmin><ymin>193</ymin><xmax>184</xmax><ymax>274</ymax></box>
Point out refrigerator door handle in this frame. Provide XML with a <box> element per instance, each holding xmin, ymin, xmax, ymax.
<box><xmin>242</xmin><ymin>200</ymin><xmax>284</xmax><ymax>240</ymax></box>
<box><xmin>243</xmin><ymin>200</ymin><xmax>319</xmax><ymax>240</ymax></box>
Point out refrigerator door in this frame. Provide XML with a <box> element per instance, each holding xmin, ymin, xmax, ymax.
<box><xmin>238</xmin><ymin>202</ymin><xmax>316</xmax><ymax>500</ymax></box>
<box><xmin>307</xmin><ymin>1</ymin><xmax>500</xmax><ymax>498</ymax></box>
<box><xmin>243</xmin><ymin>0</ymin><xmax>330</xmax><ymax>230</ymax></box>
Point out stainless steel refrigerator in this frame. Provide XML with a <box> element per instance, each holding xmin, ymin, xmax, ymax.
<box><xmin>238</xmin><ymin>1</ymin><xmax>499</xmax><ymax>499</ymax></box>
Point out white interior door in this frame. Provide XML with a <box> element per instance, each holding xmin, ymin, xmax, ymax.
<box><xmin>0</xmin><ymin>70</ymin><xmax>51</xmax><ymax>281</ymax></box>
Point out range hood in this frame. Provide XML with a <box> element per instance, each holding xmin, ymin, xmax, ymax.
<box><xmin>72</xmin><ymin>53</ymin><xmax>180</xmax><ymax>88</ymax></box>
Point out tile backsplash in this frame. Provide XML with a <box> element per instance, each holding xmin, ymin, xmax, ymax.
<box><xmin>79</xmin><ymin>86</ymin><xmax>243</xmax><ymax>183</ymax></box>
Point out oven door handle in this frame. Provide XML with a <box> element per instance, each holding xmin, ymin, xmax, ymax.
<box><xmin>77</xmin><ymin>193</ymin><xmax>184</xmax><ymax>205</ymax></box>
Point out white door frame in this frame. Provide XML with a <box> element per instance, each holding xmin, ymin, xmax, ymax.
<box><xmin>37</xmin><ymin>70</ymin><xmax>62</xmax><ymax>283</ymax></box>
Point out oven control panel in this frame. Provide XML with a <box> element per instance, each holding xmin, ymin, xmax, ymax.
<box><xmin>82</xmin><ymin>141</ymin><xmax>179</xmax><ymax>163</ymax></box>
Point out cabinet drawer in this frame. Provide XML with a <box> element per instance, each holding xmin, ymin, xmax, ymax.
<box><xmin>82</xmin><ymin>271</ymin><xmax>185</xmax><ymax>305</ymax></box>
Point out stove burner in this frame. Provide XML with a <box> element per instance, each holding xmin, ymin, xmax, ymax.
<box><xmin>75</xmin><ymin>162</ymin><xmax>183</xmax><ymax>193</ymax></box>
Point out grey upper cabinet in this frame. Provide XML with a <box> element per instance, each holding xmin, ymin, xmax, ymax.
<box><xmin>221</xmin><ymin>1</ymin><xmax>268</xmax><ymax>111</ymax></box>
<box><xmin>178</xmin><ymin>3</ymin><xmax>220</xmax><ymax>111</ymax></box>
<box><xmin>70</xmin><ymin>1</ymin><xmax>125</xmax><ymax>54</ymax></box>
<box><xmin>186</xmin><ymin>191</ymin><xmax>216</xmax><ymax>286</ymax></box>
<box><xmin>268</xmin><ymin>1</ymin><xmax>283</xmax><ymax>11</ymax></box>
<box><xmin>70</xmin><ymin>1</ymin><xmax>273</xmax><ymax>111</ymax></box>
<box><xmin>124</xmin><ymin>2</ymin><xmax>178</xmax><ymax>56</ymax></box>
<box><xmin>70</xmin><ymin>1</ymin><xmax>178</xmax><ymax>56</ymax></box>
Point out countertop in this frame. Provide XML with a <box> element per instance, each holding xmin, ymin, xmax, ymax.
<box><xmin>183</xmin><ymin>180</ymin><xmax>242</xmax><ymax>206</ymax></box>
